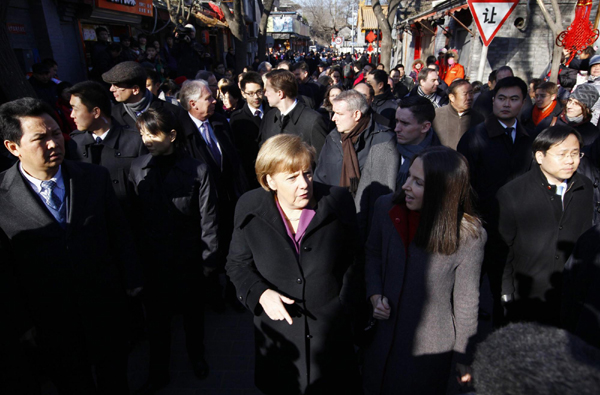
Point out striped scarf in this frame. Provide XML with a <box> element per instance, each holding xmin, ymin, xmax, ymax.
<box><xmin>417</xmin><ymin>86</ymin><xmax>441</xmax><ymax>108</ymax></box>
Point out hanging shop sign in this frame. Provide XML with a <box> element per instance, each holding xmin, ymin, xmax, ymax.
<box><xmin>96</xmin><ymin>0</ymin><xmax>154</xmax><ymax>17</ymax></box>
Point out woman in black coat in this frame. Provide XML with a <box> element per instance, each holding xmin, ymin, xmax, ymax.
<box><xmin>226</xmin><ymin>134</ymin><xmax>362</xmax><ymax>395</ymax></box>
<box><xmin>128</xmin><ymin>107</ymin><xmax>219</xmax><ymax>392</ymax></box>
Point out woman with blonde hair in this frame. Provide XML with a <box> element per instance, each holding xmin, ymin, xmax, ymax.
<box><xmin>226</xmin><ymin>134</ymin><xmax>362</xmax><ymax>394</ymax></box>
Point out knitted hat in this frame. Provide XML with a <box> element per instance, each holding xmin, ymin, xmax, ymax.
<box><xmin>102</xmin><ymin>61</ymin><xmax>147</xmax><ymax>85</ymax></box>
<box><xmin>571</xmin><ymin>84</ymin><xmax>600</xmax><ymax>109</ymax></box>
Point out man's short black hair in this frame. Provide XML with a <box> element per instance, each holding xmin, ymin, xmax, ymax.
<box><xmin>426</xmin><ymin>55</ymin><xmax>437</xmax><ymax>66</ymax></box>
<box><xmin>291</xmin><ymin>61</ymin><xmax>310</xmax><ymax>74</ymax></box>
<box><xmin>532</xmin><ymin>125</ymin><xmax>583</xmax><ymax>155</ymax></box>
<box><xmin>66</xmin><ymin>81</ymin><xmax>112</xmax><ymax>117</ymax></box>
<box><xmin>32</xmin><ymin>63</ymin><xmax>51</xmax><ymax>75</ymax></box>
<box><xmin>396</xmin><ymin>64</ymin><xmax>405</xmax><ymax>69</ymax></box>
<box><xmin>368</xmin><ymin>69</ymin><xmax>388</xmax><ymax>87</ymax></box>
<box><xmin>488</xmin><ymin>70</ymin><xmax>497</xmax><ymax>83</ymax></box>
<box><xmin>146</xmin><ymin>69</ymin><xmax>160</xmax><ymax>85</ymax></box>
<box><xmin>95</xmin><ymin>26</ymin><xmax>108</xmax><ymax>36</ymax></box>
<box><xmin>473</xmin><ymin>323</ymin><xmax>600</xmax><ymax>395</ymax></box>
<box><xmin>240</xmin><ymin>71</ymin><xmax>264</xmax><ymax>91</ymax></box>
<box><xmin>492</xmin><ymin>76</ymin><xmax>528</xmax><ymax>100</ymax></box>
<box><xmin>399</xmin><ymin>96</ymin><xmax>435</xmax><ymax>124</ymax></box>
<box><xmin>41</xmin><ymin>58</ymin><xmax>57</xmax><ymax>68</ymax></box>
<box><xmin>497</xmin><ymin>65</ymin><xmax>514</xmax><ymax>76</ymax></box>
<box><xmin>0</xmin><ymin>98</ymin><xmax>57</xmax><ymax>144</ymax></box>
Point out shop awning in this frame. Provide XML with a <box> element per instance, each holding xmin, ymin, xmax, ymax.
<box><xmin>414</xmin><ymin>3</ymin><xmax>468</xmax><ymax>23</ymax></box>
<box><xmin>357</xmin><ymin>5</ymin><xmax>388</xmax><ymax>31</ymax></box>
<box><xmin>193</xmin><ymin>10</ymin><xmax>228</xmax><ymax>28</ymax></box>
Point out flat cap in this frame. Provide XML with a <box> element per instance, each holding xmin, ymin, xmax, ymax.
<box><xmin>102</xmin><ymin>61</ymin><xmax>147</xmax><ymax>85</ymax></box>
<box><xmin>571</xmin><ymin>84</ymin><xmax>600</xmax><ymax>110</ymax></box>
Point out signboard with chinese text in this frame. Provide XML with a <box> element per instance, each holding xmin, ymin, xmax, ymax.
<box><xmin>468</xmin><ymin>0</ymin><xmax>519</xmax><ymax>46</ymax></box>
<box><xmin>96</xmin><ymin>0</ymin><xmax>154</xmax><ymax>17</ymax></box>
<box><xmin>7</xmin><ymin>23</ymin><xmax>26</xmax><ymax>34</ymax></box>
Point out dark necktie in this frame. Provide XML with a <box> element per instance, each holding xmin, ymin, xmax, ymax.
<box><xmin>199</xmin><ymin>122</ymin><xmax>222</xmax><ymax>166</ymax></box>
<box><xmin>91</xmin><ymin>136</ymin><xmax>103</xmax><ymax>165</ymax></box>
<box><xmin>279</xmin><ymin>114</ymin><xmax>290</xmax><ymax>132</ymax></box>
<box><xmin>505</xmin><ymin>127</ymin><xmax>515</xmax><ymax>143</ymax></box>
<box><xmin>254</xmin><ymin>110</ymin><xmax>262</xmax><ymax>119</ymax></box>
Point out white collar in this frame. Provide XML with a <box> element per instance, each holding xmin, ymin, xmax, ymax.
<box><xmin>498</xmin><ymin>119</ymin><xmax>517</xmax><ymax>129</ymax></box>
<box><xmin>19</xmin><ymin>163</ymin><xmax>64</xmax><ymax>193</ymax></box>
<box><xmin>93</xmin><ymin>128</ymin><xmax>111</xmax><ymax>141</ymax></box>
<box><xmin>188</xmin><ymin>112</ymin><xmax>209</xmax><ymax>129</ymax></box>
<box><xmin>280</xmin><ymin>100</ymin><xmax>298</xmax><ymax>117</ymax></box>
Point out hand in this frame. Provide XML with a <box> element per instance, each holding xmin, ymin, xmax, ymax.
<box><xmin>456</xmin><ymin>363</ymin><xmax>472</xmax><ymax>385</ymax></box>
<box><xmin>203</xmin><ymin>266</ymin><xmax>216</xmax><ymax>277</ymax></box>
<box><xmin>259</xmin><ymin>289</ymin><xmax>295</xmax><ymax>325</ymax></box>
<box><xmin>20</xmin><ymin>326</ymin><xmax>37</xmax><ymax>347</ymax></box>
<box><xmin>127</xmin><ymin>287</ymin><xmax>143</xmax><ymax>297</ymax></box>
<box><xmin>370</xmin><ymin>294</ymin><xmax>391</xmax><ymax>320</ymax></box>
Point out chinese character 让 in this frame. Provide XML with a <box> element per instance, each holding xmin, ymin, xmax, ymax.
<box><xmin>483</xmin><ymin>7</ymin><xmax>497</xmax><ymax>23</ymax></box>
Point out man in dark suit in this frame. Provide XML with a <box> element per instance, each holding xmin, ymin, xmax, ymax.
<box><xmin>292</xmin><ymin>61</ymin><xmax>323</xmax><ymax>108</ymax></box>
<box><xmin>65</xmin><ymin>80</ymin><xmax>147</xmax><ymax>206</ymax></box>
<box><xmin>102</xmin><ymin>61</ymin><xmax>184</xmax><ymax>130</ymax></box>
<box><xmin>178</xmin><ymin>79</ymin><xmax>248</xmax><ymax>311</ymax></box>
<box><xmin>0</xmin><ymin>98</ymin><xmax>141</xmax><ymax>394</ymax></box>
<box><xmin>259</xmin><ymin>69</ymin><xmax>329</xmax><ymax>159</ymax></box>
<box><xmin>230</xmin><ymin>71</ymin><xmax>270</xmax><ymax>189</ymax></box>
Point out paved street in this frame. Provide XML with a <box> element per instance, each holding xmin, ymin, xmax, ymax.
<box><xmin>40</xmin><ymin>275</ymin><xmax>494</xmax><ymax>395</ymax></box>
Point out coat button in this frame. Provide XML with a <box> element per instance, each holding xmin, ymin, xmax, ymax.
<box><xmin>555</xmin><ymin>255</ymin><xmax>559</xmax><ymax>259</ymax></box>
<box><xmin>296</xmin><ymin>278</ymin><xmax>303</xmax><ymax>284</ymax></box>
<box><xmin>303</xmin><ymin>246</ymin><xmax>311</xmax><ymax>251</ymax></box>
<box><xmin>550</xmin><ymin>197</ymin><xmax>554</xmax><ymax>200</ymax></box>
<box><xmin>395</xmin><ymin>218</ymin><xmax>400</xmax><ymax>223</ymax></box>
<box><xmin>559</xmin><ymin>226</ymin><xmax>563</xmax><ymax>230</ymax></box>
<box><xmin>113</xmin><ymin>180</ymin><xmax>119</xmax><ymax>184</ymax></box>
<box><xmin>306</xmin><ymin>334</ymin><xmax>312</xmax><ymax>339</ymax></box>
<box><xmin>116</xmin><ymin>152</ymin><xmax>121</xmax><ymax>156</ymax></box>
<box><xmin>83</xmin><ymin>152</ymin><xmax>87</xmax><ymax>157</ymax></box>
<box><xmin>238</xmin><ymin>296</ymin><xmax>243</xmax><ymax>301</ymax></box>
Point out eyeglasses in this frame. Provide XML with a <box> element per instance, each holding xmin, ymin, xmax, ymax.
<box><xmin>546</xmin><ymin>151</ymin><xmax>584</xmax><ymax>160</ymax></box>
<box><xmin>243</xmin><ymin>90</ymin><xmax>264</xmax><ymax>97</ymax></box>
<box><xmin>534</xmin><ymin>94</ymin><xmax>549</xmax><ymax>99</ymax></box>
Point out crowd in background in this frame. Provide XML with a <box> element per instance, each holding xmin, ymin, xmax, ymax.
<box><xmin>3</xmin><ymin>30</ymin><xmax>600</xmax><ymax>395</ymax></box>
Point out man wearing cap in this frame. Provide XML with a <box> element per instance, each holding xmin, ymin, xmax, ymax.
<box><xmin>65</xmin><ymin>81</ymin><xmax>147</xmax><ymax>207</ymax></box>
<box><xmin>578</xmin><ymin>54</ymin><xmax>600</xmax><ymax>125</ymax></box>
<box><xmin>102</xmin><ymin>61</ymin><xmax>184</xmax><ymax>130</ymax></box>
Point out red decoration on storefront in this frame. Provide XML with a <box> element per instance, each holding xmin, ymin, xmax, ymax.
<box><xmin>366</xmin><ymin>31</ymin><xmax>377</xmax><ymax>43</ymax></box>
<box><xmin>557</xmin><ymin>0</ymin><xmax>599</xmax><ymax>66</ymax></box>
<box><xmin>367</xmin><ymin>44</ymin><xmax>374</xmax><ymax>52</ymax></box>
<box><xmin>207</xmin><ymin>3</ymin><xmax>226</xmax><ymax>21</ymax></box>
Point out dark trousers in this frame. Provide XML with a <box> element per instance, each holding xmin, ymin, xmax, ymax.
<box><xmin>144</xmin><ymin>285</ymin><xmax>205</xmax><ymax>380</ymax></box>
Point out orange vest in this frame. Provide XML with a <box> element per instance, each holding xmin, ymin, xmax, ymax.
<box><xmin>444</xmin><ymin>63</ymin><xmax>465</xmax><ymax>85</ymax></box>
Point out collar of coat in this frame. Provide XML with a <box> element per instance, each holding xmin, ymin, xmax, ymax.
<box><xmin>484</xmin><ymin>115</ymin><xmax>529</xmax><ymax>139</ymax></box>
<box><xmin>373</xmin><ymin>88</ymin><xmax>395</xmax><ymax>105</ymax></box>
<box><xmin>272</xmin><ymin>101</ymin><xmax>308</xmax><ymax>125</ymax></box>
<box><xmin>532</xmin><ymin>163</ymin><xmax>585</xmax><ymax>196</ymax></box>
<box><xmin>139</xmin><ymin>149</ymin><xmax>188</xmax><ymax>171</ymax></box>
<box><xmin>234</xmin><ymin>182</ymin><xmax>353</xmax><ymax>238</ymax></box>
<box><xmin>182</xmin><ymin>112</ymin><xmax>227</xmax><ymax>140</ymax></box>
<box><xmin>70</xmin><ymin>118</ymin><xmax>127</xmax><ymax>150</ymax></box>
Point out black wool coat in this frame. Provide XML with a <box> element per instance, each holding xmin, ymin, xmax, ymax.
<box><xmin>127</xmin><ymin>152</ymin><xmax>219</xmax><ymax>289</ymax></box>
<box><xmin>457</xmin><ymin>115</ymin><xmax>534</xmax><ymax>227</ymax></box>
<box><xmin>68</xmin><ymin>121</ymin><xmax>148</xmax><ymax>204</ymax></box>
<box><xmin>226</xmin><ymin>183</ymin><xmax>362</xmax><ymax>395</ymax></box>
<box><xmin>0</xmin><ymin>161</ymin><xmax>140</xmax><ymax>358</ymax></box>
<box><xmin>259</xmin><ymin>101</ymin><xmax>329</xmax><ymax>160</ymax></box>
<box><xmin>230</xmin><ymin>102</ymin><xmax>271</xmax><ymax>190</ymax></box>
<box><xmin>498</xmin><ymin>165</ymin><xmax>593</xmax><ymax>325</ymax></box>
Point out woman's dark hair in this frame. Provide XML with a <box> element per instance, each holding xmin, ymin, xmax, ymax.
<box><xmin>393</xmin><ymin>146</ymin><xmax>480</xmax><ymax>255</ymax></box>
<box><xmin>135</xmin><ymin>107</ymin><xmax>183</xmax><ymax>148</ymax></box>
<box><xmin>322</xmin><ymin>85</ymin><xmax>344</xmax><ymax>110</ymax></box>
<box><xmin>532</xmin><ymin>125</ymin><xmax>583</xmax><ymax>155</ymax></box>
<box><xmin>220</xmin><ymin>83</ymin><xmax>242</xmax><ymax>101</ymax></box>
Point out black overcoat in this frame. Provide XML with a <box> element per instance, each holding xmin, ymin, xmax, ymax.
<box><xmin>0</xmin><ymin>160</ymin><xmax>141</xmax><ymax>358</ymax></box>
<box><xmin>258</xmin><ymin>101</ymin><xmax>329</xmax><ymax>160</ymax></box>
<box><xmin>498</xmin><ymin>165</ymin><xmax>593</xmax><ymax>324</ymax></box>
<box><xmin>226</xmin><ymin>183</ymin><xmax>362</xmax><ymax>395</ymax></box>
<box><xmin>68</xmin><ymin>121</ymin><xmax>148</xmax><ymax>204</ymax></box>
<box><xmin>127</xmin><ymin>152</ymin><xmax>218</xmax><ymax>287</ymax></box>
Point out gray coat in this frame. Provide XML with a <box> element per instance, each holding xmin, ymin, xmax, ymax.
<box><xmin>363</xmin><ymin>194</ymin><xmax>485</xmax><ymax>395</ymax></box>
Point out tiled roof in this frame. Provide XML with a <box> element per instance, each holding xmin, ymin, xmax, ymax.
<box><xmin>358</xmin><ymin>5</ymin><xmax>388</xmax><ymax>31</ymax></box>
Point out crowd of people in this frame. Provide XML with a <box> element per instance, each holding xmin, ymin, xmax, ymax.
<box><xmin>2</xmin><ymin>37</ymin><xmax>600</xmax><ymax>395</ymax></box>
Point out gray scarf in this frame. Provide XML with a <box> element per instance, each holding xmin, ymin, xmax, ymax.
<box><xmin>124</xmin><ymin>89</ymin><xmax>153</xmax><ymax>122</ymax></box>
<box><xmin>567</xmin><ymin>114</ymin><xmax>585</xmax><ymax>124</ymax></box>
<box><xmin>396</xmin><ymin>129</ymin><xmax>434</xmax><ymax>190</ymax></box>
<box><xmin>417</xmin><ymin>86</ymin><xmax>441</xmax><ymax>108</ymax></box>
